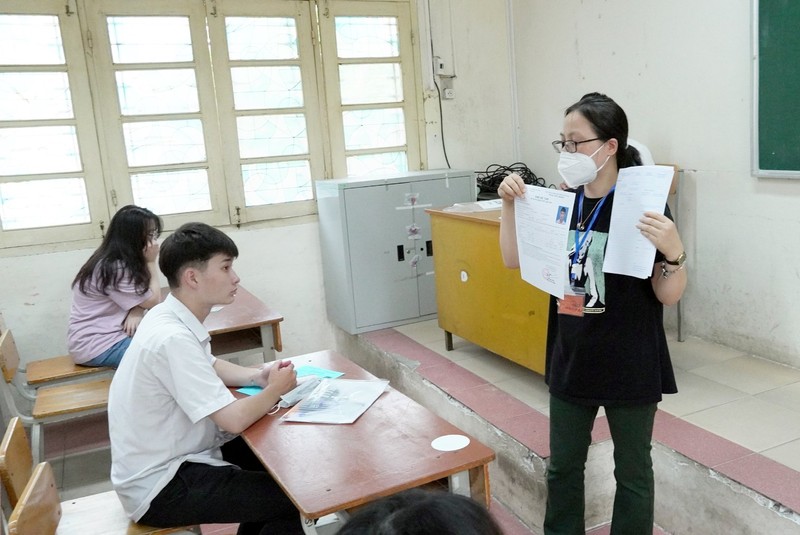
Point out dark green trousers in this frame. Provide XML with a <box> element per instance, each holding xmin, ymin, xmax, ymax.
<box><xmin>544</xmin><ymin>396</ymin><xmax>657</xmax><ymax>535</ymax></box>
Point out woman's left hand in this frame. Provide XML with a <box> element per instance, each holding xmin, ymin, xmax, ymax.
<box><xmin>636</xmin><ymin>211</ymin><xmax>684</xmax><ymax>261</ymax></box>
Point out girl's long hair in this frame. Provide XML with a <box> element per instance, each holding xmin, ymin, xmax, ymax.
<box><xmin>72</xmin><ymin>205</ymin><xmax>162</xmax><ymax>295</ymax></box>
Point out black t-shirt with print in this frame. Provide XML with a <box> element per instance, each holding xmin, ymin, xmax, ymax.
<box><xmin>545</xmin><ymin>187</ymin><xmax>678</xmax><ymax>406</ymax></box>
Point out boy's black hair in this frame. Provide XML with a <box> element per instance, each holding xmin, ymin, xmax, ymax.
<box><xmin>159</xmin><ymin>222</ymin><xmax>238</xmax><ymax>288</ymax></box>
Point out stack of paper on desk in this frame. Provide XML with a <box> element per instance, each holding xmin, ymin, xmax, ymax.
<box><xmin>280</xmin><ymin>378</ymin><xmax>389</xmax><ymax>424</ymax></box>
<box><xmin>443</xmin><ymin>199</ymin><xmax>503</xmax><ymax>212</ymax></box>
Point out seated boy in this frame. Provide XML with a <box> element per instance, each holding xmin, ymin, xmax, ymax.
<box><xmin>108</xmin><ymin>222</ymin><xmax>303</xmax><ymax>534</ymax></box>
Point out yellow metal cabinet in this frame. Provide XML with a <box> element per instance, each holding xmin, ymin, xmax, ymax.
<box><xmin>428</xmin><ymin>208</ymin><xmax>549</xmax><ymax>374</ymax></box>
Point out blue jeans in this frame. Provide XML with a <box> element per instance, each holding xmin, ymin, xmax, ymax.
<box><xmin>83</xmin><ymin>336</ymin><xmax>131</xmax><ymax>368</ymax></box>
<box><xmin>544</xmin><ymin>396</ymin><xmax>657</xmax><ymax>535</ymax></box>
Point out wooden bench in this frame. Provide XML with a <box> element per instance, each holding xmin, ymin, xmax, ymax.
<box><xmin>0</xmin><ymin>330</ymin><xmax>110</xmax><ymax>463</ymax></box>
<box><xmin>1</xmin><ymin>418</ymin><xmax>198</xmax><ymax>535</ymax></box>
<box><xmin>22</xmin><ymin>355</ymin><xmax>112</xmax><ymax>391</ymax></box>
<box><xmin>0</xmin><ymin>313</ymin><xmax>111</xmax><ymax>400</ymax></box>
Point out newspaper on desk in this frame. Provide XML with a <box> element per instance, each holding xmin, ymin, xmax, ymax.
<box><xmin>280</xmin><ymin>378</ymin><xmax>390</xmax><ymax>424</ymax></box>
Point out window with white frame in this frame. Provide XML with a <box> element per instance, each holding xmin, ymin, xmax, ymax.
<box><xmin>0</xmin><ymin>0</ymin><xmax>423</xmax><ymax>248</ymax></box>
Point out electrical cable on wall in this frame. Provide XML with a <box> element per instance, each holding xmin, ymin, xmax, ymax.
<box><xmin>428</xmin><ymin>0</ymin><xmax>451</xmax><ymax>169</ymax></box>
<box><xmin>433</xmin><ymin>78</ymin><xmax>452</xmax><ymax>169</ymax></box>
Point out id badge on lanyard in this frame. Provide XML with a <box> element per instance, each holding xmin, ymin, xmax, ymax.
<box><xmin>558</xmin><ymin>286</ymin><xmax>585</xmax><ymax>317</ymax></box>
<box><xmin>556</xmin><ymin>187</ymin><xmax>613</xmax><ymax>318</ymax></box>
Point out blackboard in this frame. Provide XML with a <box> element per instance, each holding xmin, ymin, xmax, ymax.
<box><xmin>753</xmin><ymin>0</ymin><xmax>800</xmax><ymax>178</ymax></box>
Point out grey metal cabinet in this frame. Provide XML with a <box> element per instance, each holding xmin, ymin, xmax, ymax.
<box><xmin>316</xmin><ymin>169</ymin><xmax>475</xmax><ymax>334</ymax></box>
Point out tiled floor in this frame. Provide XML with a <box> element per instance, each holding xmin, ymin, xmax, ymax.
<box><xmin>394</xmin><ymin>320</ymin><xmax>800</xmax><ymax>475</ymax></box>
<box><xmin>45</xmin><ymin>319</ymin><xmax>800</xmax><ymax>534</ymax></box>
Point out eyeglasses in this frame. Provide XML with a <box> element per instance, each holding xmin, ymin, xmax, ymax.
<box><xmin>551</xmin><ymin>137</ymin><xmax>601</xmax><ymax>154</ymax></box>
<box><xmin>147</xmin><ymin>230</ymin><xmax>160</xmax><ymax>240</ymax></box>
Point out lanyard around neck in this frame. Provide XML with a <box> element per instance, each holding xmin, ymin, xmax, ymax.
<box><xmin>572</xmin><ymin>186</ymin><xmax>615</xmax><ymax>268</ymax></box>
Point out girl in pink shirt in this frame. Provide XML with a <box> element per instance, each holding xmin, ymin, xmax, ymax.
<box><xmin>68</xmin><ymin>205</ymin><xmax>163</xmax><ymax>367</ymax></box>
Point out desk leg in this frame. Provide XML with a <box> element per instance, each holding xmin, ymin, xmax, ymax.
<box><xmin>449</xmin><ymin>465</ymin><xmax>490</xmax><ymax>508</ymax></box>
<box><xmin>301</xmin><ymin>514</ymin><xmax>318</xmax><ymax>534</ymax></box>
<box><xmin>300</xmin><ymin>512</ymin><xmax>348</xmax><ymax>534</ymax></box>
<box><xmin>260</xmin><ymin>324</ymin><xmax>281</xmax><ymax>363</ymax></box>
<box><xmin>449</xmin><ymin>469</ymin><xmax>470</xmax><ymax>497</ymax></box>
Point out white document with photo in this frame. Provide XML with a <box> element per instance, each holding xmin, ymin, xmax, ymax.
<box><xmin>514</xmin><ymin>188</ymin><xmax>576</xmax><ymax>298</ymax></box>
<box><xmin>603</xmin><ymin>165</ymin><xmax>674</xmax><ymax>279</ymax></box>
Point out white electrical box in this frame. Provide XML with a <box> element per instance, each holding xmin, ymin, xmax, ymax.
<box><xmin>316</xmin><ymin>169</ymin><xmax>476</xmax><ymax>334</ymax></box>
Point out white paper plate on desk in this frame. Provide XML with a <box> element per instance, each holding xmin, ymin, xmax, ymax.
<box><xmin>431</xmin><ymin>434</ymin><xmax>470</xmax><ymax>451</ymax></box>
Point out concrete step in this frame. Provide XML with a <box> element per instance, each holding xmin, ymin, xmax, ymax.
<box><xmin>335</xmin><ymin>328</ymin><xmax>800</xmax><ymax>535</ymax></box>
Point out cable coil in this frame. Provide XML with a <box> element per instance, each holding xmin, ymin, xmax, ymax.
<box><xmin>476</xmin><ymin>163</ymin><xmax>548</xmax><ymax>197</ymax></box>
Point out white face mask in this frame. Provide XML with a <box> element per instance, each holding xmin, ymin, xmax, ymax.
<box><xmin>557</xmin><ymin>142</ymin><xmax>610</xmax><ymax>188</ymax></box>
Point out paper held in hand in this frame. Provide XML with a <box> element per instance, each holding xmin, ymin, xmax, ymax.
<box><xmin>280</xmin><ymin>378</ymin><xmax>390</xmax><ymax>424</ymax></box>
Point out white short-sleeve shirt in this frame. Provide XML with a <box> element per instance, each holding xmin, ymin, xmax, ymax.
<box><xmin>109</xmin><ymin>293</ymin><xmax>236</xmax><ymax>521</ymax></box>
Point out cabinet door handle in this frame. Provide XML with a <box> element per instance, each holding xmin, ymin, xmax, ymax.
<box><xmin>397</xmin><ymin>245</ymin><xmax>405</xmax><ymax>262</ymax></box>
<box><xmin>426</xmin><ymin>240</ymin><xmax>434</xmax><ymax>257</ymax></box>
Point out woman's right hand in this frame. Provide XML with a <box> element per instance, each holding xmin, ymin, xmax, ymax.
<box><xmin>144</xmin><ymin>239</ymin><xmax>160</xmax><ymax>263</ymax></box>
<box><xmin>498</xmin><ymin>172</ymin><xmax>527</xmax><ymax>202</ymax></box>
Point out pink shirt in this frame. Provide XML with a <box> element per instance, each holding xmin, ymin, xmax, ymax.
<box><xmin>67</xmin><ymin>266</ymin><xmax>152</xmax><ymax>364</ymax></box>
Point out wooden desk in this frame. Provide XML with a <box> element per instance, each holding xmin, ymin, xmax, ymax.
<box><xmin>427</xmin><ymin>208</ymin><xmax>550</xmax><ymax>374</ymax></box>
<box><xmin>163</xmin><ymin>285</ymin><xmax>283</xmax><ymax>363</ymax></box>
<box><xmin>239</xmin><ymin>350</ymin><xmax>496</xmax><ymax>533</ymax></box>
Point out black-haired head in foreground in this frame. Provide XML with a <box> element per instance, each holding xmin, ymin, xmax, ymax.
<box><xmin>338</xmin><ymin>489</ymin><xmax>504</xmax><ymax>535</ymax></box>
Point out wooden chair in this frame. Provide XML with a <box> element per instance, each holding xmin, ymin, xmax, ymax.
<box><xmin>0</xmin><ymin>330</ymin><xmax>110</xmax><ymax>463</ymax></box>
<box><xmin>21</xmin><ymin>355</ymin><xmax>113</xmax><ymax>396</ymax></box>
<box><xmin>0</xmin><ymin>313</ymin><xmax>112</xmax><ymax>401</ymax></box>
<box><xmin>1</xmin><ymin>417</ymin><xmax>198</xmax><ymax>535</ymax></box>
<box><xmin>7</xmin><ymin>462</ymin><xmax>60</xmax><ymax>535</ymax></box>
<box><xmin>0</xmin><ymin>417</ymin><xmax>34</xmax><ymax>508</ymax></box>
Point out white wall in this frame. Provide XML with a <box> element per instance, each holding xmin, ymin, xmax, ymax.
<box><xmin>422</xmin><ymin>0</ymin><xmax>518</xmax><ymax>170</ymax></box>
<box><xmin>3</xmin><ymin>0</ymin><xmax>799</xmax><ymax>369</ymax></box>
<box><xmin>425</xmin><ymin>0</ymin><xmax>800</xmax><ymax>366</ymax></box>
<box><xmin>0</xmin><ymin>219</ymin><xmax>336</xmax><ymax>365</ymax></box>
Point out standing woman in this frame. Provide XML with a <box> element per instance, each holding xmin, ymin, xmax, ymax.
<box><xmin>498</xmin><ymin>93</ymin><xmax>687</xmax><ymax>534</ymax></box>
<box><xmin>68</xmin><ymin>205</ymin><xmax>163</xmax><ymax>368</ymax></box>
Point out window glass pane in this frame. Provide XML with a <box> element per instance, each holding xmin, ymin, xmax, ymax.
<box><xmin>237</xmin><ymin>114</ymin><xmax>308</xmax><ymax>158</ymax></box>
<box><xmin>0</xmin><ymin>15</ymin><xmax>64</xmax><ymax>65</ymax></box>
<box><xmin>226</xmin><ymin>17</ymin><xmax>298</xmax><ymax>60</ymax></box>
<box><xmin>335</xmin><ymin>17</ymin><xmax>399</xmax><ymax>58</ymax></box>
<box><xmin>107</xmin><ymin>17</ymin><xmax>193</xmax><ymax>64</ymax></box>
<box><xmin>131</xmin><ymin>169</ymin><xmax>211</xmax><ymax>214</ymax></box>
<box><xmin>116</xmin><ymin>69</ymin><xmax>199</xmax><ymax>116</ymax></box>
<box><xmin>231</xmin><ymin>66</ymin><xmax>303</xmax><ymax>110</ymax></box>
<box><xmin>0</xmin><ymin>126</ymin><xmax>81</xmax><ymax>175</ymax></box>
<box><xmin>242</xmin><ymin>160</ymin><xmax>312</xmax><ymax>206</ymax></box>
<box><xmin>123</xmin><ymin>120</ymin><xmax>206</xmax><ymax>167</ymax></box>
<box><xmin>0</xmin><ymin>73</ymin><xmax>73</xmax><ymax>120</ymax></box>
<box><xmin>342</xmin><ymin>108</ymin><xmax>406</xmax><ymax>150</ymax></box>
<box><xmin>339</xmin><ymin>63</ymin><xmax>402</xmax><ymax>105</ymax></box>
<box><xmin>346</xmin><ymin>152</ymin><xmax>407</xmax><ymax>177</ymax></box>
<box><xmin>0</xmin><ymin>178</ymin><xmax>89</xmax><ymax>230</ymax></box>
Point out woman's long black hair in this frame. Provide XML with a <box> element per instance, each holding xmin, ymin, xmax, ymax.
<box><xmin>565</xmin><ymin>92</ymin><xmax>643</xmax><ymax>168</ymax></box>
<box><xmin>72</xmin><ymin>205</ymin><xmax>162</xmax><ymax>295</ymax></box>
